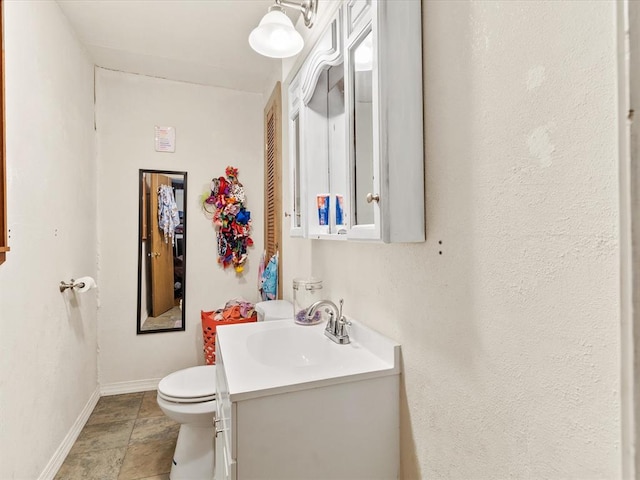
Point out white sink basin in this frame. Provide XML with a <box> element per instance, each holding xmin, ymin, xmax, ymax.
<box><xmin>216</xmin><ymin>318</ymin><xmax>400</xmax><ymax>401</ymax></box>
<box><xmin>246</xmin><ymin>325</ymin><xmax>333</xmax><ymax>368</ymax></box>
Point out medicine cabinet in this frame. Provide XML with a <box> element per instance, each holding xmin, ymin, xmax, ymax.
<box><xmin>288</xmin><ymin>0</ymin><xmax>424</xmax><ymax>243</ymax></box>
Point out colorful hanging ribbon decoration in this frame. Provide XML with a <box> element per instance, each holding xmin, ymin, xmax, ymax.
<box><xmin>201</xmin><ymin>166</ymin><xmax>253</xmax><ymax>273</ymax></box>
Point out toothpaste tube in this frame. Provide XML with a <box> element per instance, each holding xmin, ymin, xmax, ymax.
<box><xmin>317</xmin><ymin>194</ymin><xmax>329</xmax><ymax>226</ymax></box>
<box><xmin>335</xmin><ymin>194</ymin><xmax>345</xmax><ymax>225</ymax></box>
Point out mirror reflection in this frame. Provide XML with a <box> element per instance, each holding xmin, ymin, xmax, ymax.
<box><xmin>305</xmin><ymin>61</ymin><xmax>346</xmax><ymax>233</ymax></box>
<box><xmin>137</xmin><ymin>169</ymin><xmax>187</xmax><ymax>334</ymax></box>
<box><xmin>327</xmin><ymin>62</ymin><xmax>347</xmax><ymax>231</ymax></box>
<box><xmin>292</xmin><ymin>115</ymin><xmax>302</xmax><ymax>229</ymax></box>
<box><xmin>352</xmin><ymin>30</ymin><xmax>374</xmax><ymax>225</ymax></box>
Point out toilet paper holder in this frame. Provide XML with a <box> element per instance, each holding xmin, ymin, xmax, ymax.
<box><xmin>59</xmin><ymin>276</ymin><xmax>97</xmax><ymax>293</ymax></box>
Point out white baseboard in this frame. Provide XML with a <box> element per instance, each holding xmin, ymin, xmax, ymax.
<box><xmin>100</xmin><ymin>378</ymin><xmax>160</xmax><ymax>396</ymax></box>
<box><xmin>38</xmin><ymin>386</ymin><xmax>101</xmax><ymax>480</ymax></box>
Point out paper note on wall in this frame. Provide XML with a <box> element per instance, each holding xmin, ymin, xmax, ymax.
<box><xmin>154</xmin><ymin>126</ymin><xmax>176</xmax><ymax>153</ymax></box>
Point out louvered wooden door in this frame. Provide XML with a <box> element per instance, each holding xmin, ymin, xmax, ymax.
<box><xmin>264</xmin><ymin>82</ymin><xmax>283</xmax><ymax>299</ymax></box>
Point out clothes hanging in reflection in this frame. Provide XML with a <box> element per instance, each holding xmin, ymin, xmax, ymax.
<box><xmin>158</xmin><ymin>184</ymin><xmax>180</xmax><ymax>245</ymax></box>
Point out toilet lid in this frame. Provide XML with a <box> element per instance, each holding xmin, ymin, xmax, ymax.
<box><xmin>158</xmin><ymin>365</ymin><xmax>216</xmax><ymax>401</ymax></box>
<box><xmin>255</xmin><ymin>300</ymin><xmax>293</xmax><ymax>320</ymax></box>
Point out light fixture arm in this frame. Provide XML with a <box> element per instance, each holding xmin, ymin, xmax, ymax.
<box><xmin>274</xmin><ymin>0</ymin><xmax>317</xmax><ymax>28</ymax></box>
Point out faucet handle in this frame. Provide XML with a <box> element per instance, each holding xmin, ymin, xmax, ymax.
<box><xmin>338</xmin><ymin>298</ymin><xmax>344</xmax><ymax>319</ymax></box>
<box><xmin>325</xmin><ymin>311</ymin><xmax>335</xmax><ymax>332</ymax></box>
<box><xmin>337</xmin><ymin>315</ymin><xmax>351</xmax><ymax>338</ymax></box>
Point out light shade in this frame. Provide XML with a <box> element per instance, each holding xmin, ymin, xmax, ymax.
<box><xmin>249</xmin><ymin>10</ymin><xmax>304</xmax><ymax>58</ymax></box>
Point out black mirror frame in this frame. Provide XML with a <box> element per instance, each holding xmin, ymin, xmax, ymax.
<box><xmin>136</xmin><ymin>169</ymin><xmax>188</xmax><ymax>334</ymax></box>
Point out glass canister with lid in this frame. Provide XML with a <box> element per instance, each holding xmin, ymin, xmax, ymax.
<box><xmin>293</xmin><ymin>278</ymin><xmax>324</xmax><ymax>325</ymax></box>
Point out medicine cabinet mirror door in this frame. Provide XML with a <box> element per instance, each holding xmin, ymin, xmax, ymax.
<box><xmin>346</xmin><ymin>25</ymin><xmax>381</xmax><ymax>240</ymax></box>
<box><xmin>301</xmin><ymin>61</ymin><xmax>348</xmax><ymax>238</ymax></box>
<box><xmin>137</xmin><ymin>169</ymin><xmax>187</xmax><ymax>334</ymax></box>
<box><xmin>289</xmin><ymin>10</ymin><xmax>347</xmax><ymax>239</ymax></box>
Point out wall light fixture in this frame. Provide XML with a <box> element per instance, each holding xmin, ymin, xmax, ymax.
<box><xmin>249</xmin><ymin>0</ymin><xmax>317</xmax><ymax>58</ymax></box>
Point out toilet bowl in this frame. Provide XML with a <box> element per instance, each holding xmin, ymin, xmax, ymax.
<box><xmin>157</xmin><ymin>300</ymin><xmax>293</xmax><ymax>479</ymax></box>
<box><xmin>157</xmin><ymin>365</ymin><xmax>216</xmax><ymax>480</ymax></box>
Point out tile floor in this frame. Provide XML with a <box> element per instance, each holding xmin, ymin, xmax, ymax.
<box><xmin>141</xmin><ymin>306</ymin><xmax>183</xmax><ymax>331</ymax></box>
<box><xmin>55</xmin><ymin>391</ymin><xmax>178</xmax><ymax>480</ymax></box>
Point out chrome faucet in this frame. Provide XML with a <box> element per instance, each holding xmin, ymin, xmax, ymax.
<box><xmin>306</xmin><ymin>298</ymin><xmax>351</xmax><ymax>344</ymax></box>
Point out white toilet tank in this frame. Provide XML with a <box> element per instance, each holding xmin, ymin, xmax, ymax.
<box><xmin>255</xmin><ymin>300</ymin><xmax>293</xmax><ymax>322</ymax></box>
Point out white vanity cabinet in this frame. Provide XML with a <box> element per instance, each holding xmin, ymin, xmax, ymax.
<box><xmin>288</xmin><ymin>0</ymin><xmax>424</xmax><ymax>243</ymax></box>
<box><xmin>214</xmin><ymin>350</ymin><xmax>235</xmax><ymax>480</ymax></box>
<box><xmin>214</xmin><ymin>320</ymin><xmax>401</xmax><ymax>480</ymax></box>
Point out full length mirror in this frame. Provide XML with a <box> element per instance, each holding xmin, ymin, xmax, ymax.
<box><xmin>137</xmin><ymin>169</ymin><xmax>187</xmax><ymax>334</ymax></box>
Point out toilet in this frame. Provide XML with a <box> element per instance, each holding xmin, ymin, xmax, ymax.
<box><xmin>157</xmin><ymin>300</ymin><xmax>293</xmax><ymax>479</ymax></box>
<box><xmin>157</xmin><ymin>365</ymin><xmax>217</xmax><ymax>479</ymax></box>
<box><xmin>255</xmin><ymin>299</ymin><xmax>294</xmax><ymax>323</ymax></box>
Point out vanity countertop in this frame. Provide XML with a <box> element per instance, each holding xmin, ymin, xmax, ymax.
<box><xmin>216</xmin><ymin>318</ymin><xmax>400</xmax><ymax>402</ymax></box>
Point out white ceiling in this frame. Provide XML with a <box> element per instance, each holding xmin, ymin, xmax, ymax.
<box><xmin>57</xmin><ymin>0</ymin><xmax>284</xmax><ymax>93</ymax></box>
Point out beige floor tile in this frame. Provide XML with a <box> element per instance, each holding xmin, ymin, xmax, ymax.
<box><xmin>117</xmin><ymin>439</ymin><xmax>176</xmax><ymax>480</ymax></box>
<box><xmin>69</xmin><ymin>419</ymin><xmax>136</xmax><ymax>454</ymax></box>
<box><xmin>87</xmin><ymin>393</ymin><xmax>144</xmax><ymax>425</ymax></box>
<box><xmin>129</xmin><ymin>416</ymin><xmax>179</xmax><ymax>445</ymax></box>
<box><xmin>54</xmin><ymin>447</ymin><xmax>126</xmax><ymax>480</ymax></box>
<box><xmin>56</xmin><ymin>392</ymin><xmax>180</xmax><ymax>480</ymax></box>
<box><xmin>138</xmin><ymin>391</ymin><xmax>163</xmax><ymax>418</ymax></box>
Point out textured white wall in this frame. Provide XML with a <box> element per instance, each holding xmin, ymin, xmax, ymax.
<box><xmin>0</xmin><ymin>2</ymin><xmax>97</xmax><ymax>478</ymax></box>
<box><xmin>95</xmin><ymin>69</ymin><xmax>264</xmax><ymax>386</ymax></box>
<box><xmin>0</xmin><ymin>0</ymin><xmax>624</xmax><ymax>477</ymax></box>
<box><xmin>283</xmin><ymin>1</ymin><xmax>621</xmax><ymax>478</ymax></box>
